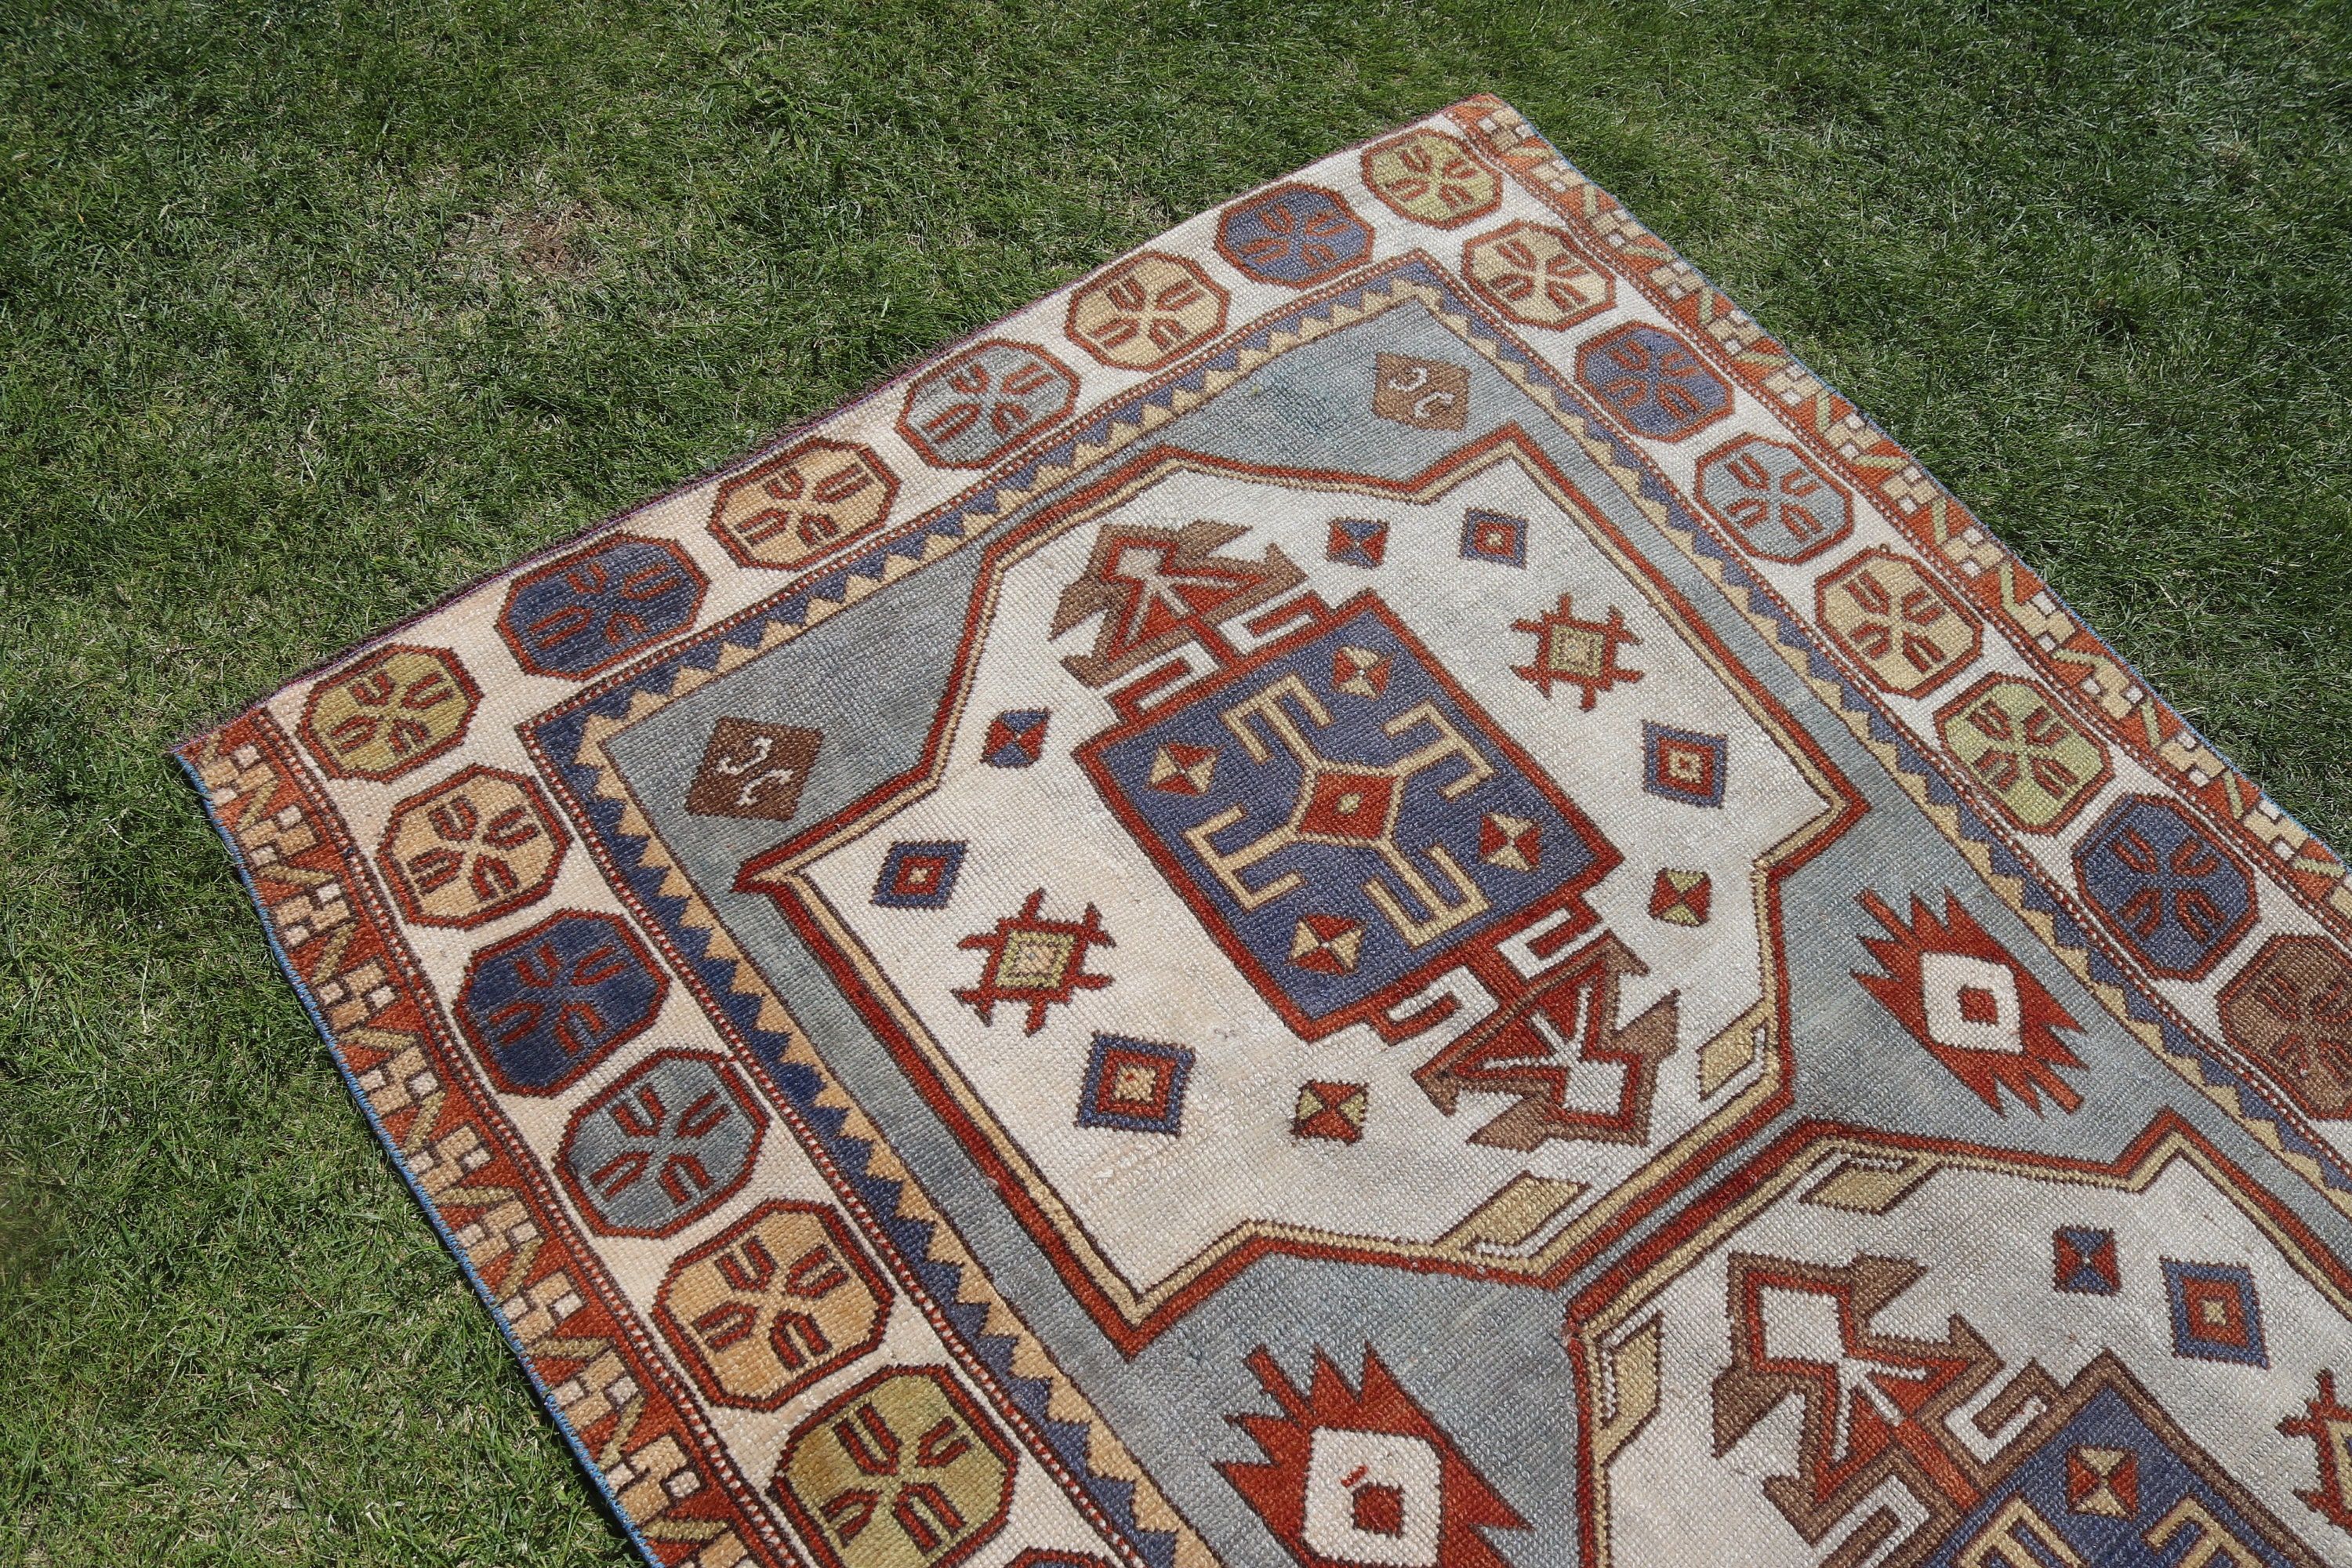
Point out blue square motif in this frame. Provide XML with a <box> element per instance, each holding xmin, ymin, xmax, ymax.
<box><xmin>1459</xmin><ymin>509</ymin><xmax>1529</xmax><ymax>568</ymax></box>
<box><xmin>1077</xmin><ymin>1034</ymin><xmax>1194</xmax><ymax>1136</ymax></box>
<box><xmin>2161</xmin><ymin>1258</ymin><xmax>2268</xmax><ymax>1367</ymax></box>
<box><xmin>873</xmin><ymin>840</ymin><xmax>967</xmax><ymax>910</ymax></box>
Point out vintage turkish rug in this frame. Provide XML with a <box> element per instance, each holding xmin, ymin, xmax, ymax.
<box><xmin>180</xmin><ymin>96</ymin><xmax>2352</xmax><ymax>1568</ymax></box>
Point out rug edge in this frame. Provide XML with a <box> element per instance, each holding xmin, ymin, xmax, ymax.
<box><xmin>169</xmin><ymin>742</ymin><xmax>671</xmax><ymax>1566</ymax></box>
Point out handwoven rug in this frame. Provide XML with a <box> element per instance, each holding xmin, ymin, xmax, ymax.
<box><xmin>181</xmin><ymin>96</ymin><xmax>2352</xmax><ymax>1568</ymax></box>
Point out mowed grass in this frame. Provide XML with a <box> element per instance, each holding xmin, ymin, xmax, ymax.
<box><xmin>4</xmin><ymin>0</ymin><xmax>2351</xmax><ymax>1561</ymax></box>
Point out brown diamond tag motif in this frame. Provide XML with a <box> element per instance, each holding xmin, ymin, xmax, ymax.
<box><xmin>686</xmin><ymin>717</ymin><xmax>823</xmax><ymax>823</ymax></box>
<box><xmin>1372</xmin><ymin>353</ymin><xmax>1470</xmax><ymax>430</ymax></box>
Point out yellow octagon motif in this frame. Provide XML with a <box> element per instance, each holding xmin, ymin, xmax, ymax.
<box><xmin>299</xmin><ymin>644</ymin><xmax>480</xmax><ymax>781</ymax></box>
<box><xmin>1360</xmin><ymin>129</ymin><xmax>1502</xmax><ymax>228</ymax></box>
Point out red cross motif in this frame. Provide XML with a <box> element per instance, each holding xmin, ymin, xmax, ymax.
<box><xmin>954</xmin><ymin>890</ymin><xmax>1115</xmax><ymax>1035</ymax></box>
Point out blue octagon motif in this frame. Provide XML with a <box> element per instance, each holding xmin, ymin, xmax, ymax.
<box><xmin>1574</xmin><ymin>323</ymin><xmax>1733</xmax><ymax>441</ymax></box>
<box><xmin>1215</xmin><ymin>183</ymin><xmax>1374</xmax><ymax>287</ymax></box>
<box><xmin>2074</xmin><ymin>795</ymin><xmax>2253</xmax><ymax>979</ymax></box>
<box><xmin>561</xmin><ymin>1051</ymin><xmax>766</xmax><ymax>1236</ymax></box>
<box><xmin>1695</xmin><ymin>437</ymin><xmax>1853</xmax><ymax>563</ymax></box>
<box><xmin>456</xmin><ymin>910</ymin><xmax>669</xmax><ymax>1094</ymax></box>
<box><xmin>1077</xmin><ymin>593</ymin><xmax>1617</xmax><ymax>1037</ymax></box>
<box><xmin>499</xmin><ymin>534</ymin><xmax>707</xmax><ymax>680</ymax></box>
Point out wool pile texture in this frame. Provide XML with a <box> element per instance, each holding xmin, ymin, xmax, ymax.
<box><xmin>181</xmin><ymin>96</ymin><xmax>2352</xmax><ymax>1568</ymax></box>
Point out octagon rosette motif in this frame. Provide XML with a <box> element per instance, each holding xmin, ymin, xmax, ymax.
<box><xmin>710</xmin><ymin>439</ymin><xmax>899</xmax><ymax>572</ymax></box>
<box><xmin>498</xmin><ymin>533</ymin><xmax>706</xmax><ymax>680</ymax></box>
<box><xmin>1215</xmin><ymin>183</ymin><xmax>1374</xmax><ymax>287</ymax></box>
<box><xmin>455</xmin><ymin>907</ymin><xmax>666</xmax><ymax>1094</ymax></box>
<box><xmin>1461</xmin><ymin>220</ymin><xmax>1612</xmax><ymax>330</ymax></box>
<box><xmin>1360</xmin><ymin>129</ymin><xmax>1501</xmax><ymax>228</ymax></box>
<box><xmin>1064</xmin><ymin>251</ymin><xmax>1228</xmax><ymax>369</ymax></box>
<box><xmin>896</xmin><ymin>339</ymin><xmax>1078</xmax><ymax>469</ymax></box>
<box><xmin>376</xmin><ymin>764</ymin><xmax>568</xmax><ymax>929</ymax></box>
<box><xmin>299</xmin><ymin>644</ymin><xmax>480</xmax><ymax>781</ymax></box>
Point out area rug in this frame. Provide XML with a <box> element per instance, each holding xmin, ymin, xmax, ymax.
<box><xmin>180</xmin><ymin>96</ymin><xmax>2352</xmax><ymax>1568</ymax></box>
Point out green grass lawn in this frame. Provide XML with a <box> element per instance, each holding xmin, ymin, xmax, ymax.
<box><xmin>4</xmin><ymin>0</ymin><xmax>2350</xmax><ymax>1561</ymax></box>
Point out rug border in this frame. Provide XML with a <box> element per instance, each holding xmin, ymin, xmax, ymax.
<box><xmin>172</xmin><ymin>746</ymin><xmax>670</xmax><ymax>1565</ymax></box>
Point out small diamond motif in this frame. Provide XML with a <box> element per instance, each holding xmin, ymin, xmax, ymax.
<box><xmin>2161</xmin><ymin>1258</ymin><xmax>2268</xmax><ymax>1367</ymax></box>
<box><xmin>1078</xmin><ymin>1034</ymin><xmax>1194</xmax><ymax>1135</ymax></box>
<box><xmin>1459</xmin><ymin>509</ymin><xmax>1528</xmax><ymax>568</ymax></box>
<box><xmin>1301</xmin><ymin>771</ymin><xmax>1399</xmax><ymax>843</ymax></box>
<box><xmin>873</xmin><ymin>840</ymin><xmax>968</xmax><ymax>911</ymax></box>
<box><xmin>1642</xmin><ymin>723</ymin><xmax>1727</xmax><ymax>808</ymax></box>
<box><xmin>1290</xmin><ymin>914</ymin><xmax>1365</xmax><ymax>975</ymax></box>
<box><xmin>2054</xmin><ymin>1226</ymin><xmax>2121</xmax><ymax>1295</ymax></box>
<box><xmin>1327</xmin><ymin>517</ymin><xmax>1388</xmax><ymax>569</ymax></box>
<box><xmin>1479</xmin><ymin>814</ymin><xmax>1541</xmax><ymax>873</ymax></box>
<box><xmin>2065</xmin><ymin>1446</ymin><xmax>2139</xmax><ymax>1518</ymax></box>
<box><xmin>982</xmin><ymin>709</ymin><xmax>1051</xmax><ymax>768</ymax></box>
<box><xmin>1648</xmin><ymin>869</ymin><xmax>1711</xmax><ymax>927</ymax></box>
<box><xmin>1294</xmin><ymin>1081</ymin><xmax>1369</xmax><ymax>1144</ymax></box>
<box><xmin>1148</xmin><ymin>743</ymin><xmax>1218</xmax><ymax>796</ymax></box>
<box><xmin>1330</xmin><ymin>645</ymin><xmax>1392</xmax><ymax>698</ymax></box>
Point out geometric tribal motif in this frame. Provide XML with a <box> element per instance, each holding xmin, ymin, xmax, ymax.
<box><xmin>1646</xmin><ymin>867</ymin><xmax>1711</xmax><ymax>927</ymax></box>
<box><xmin>873</xmin><ymin>840</ymin><xmax>967</xmax><ymax>909</ymax></box>
<box><xmin>1459</xmin><ymin>508</ymin><xmax>1528</xmax><ymax>568</ymax></box>
<box><xmin>983</xmin><ymin>709</ymin><xmax>1051</xmax><ymax>768</ymax></box>
<box><xmin>685</xmin><ymin>717</ymin><xmax>822</xmax><ymax>823</ymax></box>
<box><xmin>2162</xmin><ymin>1258</ymin><xmax>2270</xmax><ymax>1367</ymax></box>
<box><xmin>954</xmin><ymin>890</ymin><xmax>1112</xmax><ymax>1033</ymax></box>
<box><xmin>1291</xmin><ymin>1080</ymin><xmax>1368</xmax><ymax>1144</ymax></box>
<box><xmin>1373</xmin><ymin>353</ymin><xmax>1472</xmax><ymax>432</ymax></box>
<box><xmin>1216</xmin><ymin>184</ymin><xmax>1373</xmax><ymax>288</ymax></box>
<box><xmin>1327</xmin><ymin>516</ymin><xmax>1389</xmax><ymax>569</ymax></box>
<box><xmin>182</xmin><ymin>96</ymin><xmax>2352</xmax><ymax>1568</ymax></box>
<box><xmin>1360</xmin><ymin>130</ymin><xmax>1501</xmax><ymax>228</ymax></box>
<box><xmin>559</xmin><ymin>1050</ymin><xmax>768</xmax><ymax>1237</ymax></box>
<box><xmin>299</xmin><ymin>643</ymin><xmax>479</xmax><ymax>781</ymax></box>
<box><xmin>1573</xmin><ymin>323</ymin><xmax>1731</xmax><ymax>441</ymax></box>
<box><xmin>1640</xmin><ymin>721</ymin><xmax>1726</xmax><ymax>808</ymax></box>
<box><xmin>1221</xmin><ymin>1345</ymin><xmax>1527</xmax><ymax>1568</ymax></box>
<box><xmin>2075</xmin><ymin>793</ymin><xmax>2256</xmax><ymax>979</ymax></box>
<box><xmin>1076</xmin><ymin>1033</ymin><xmax>1193</xmax><ymax>1136</ymax></box>
<box><xmin>1856</xmin><ymin>890</ymin><xmax>2087</xmax><ymax>1115</ymax></box>
<box><xmin>454</xmin><ymin>909</ymin><xmax>667</xmax><ymax>1095</ymax></box>
<box><xmin>2055</xmin><ymin>1225</ymin><xmax>2122</xmax><ymax>1295</ymax></box>
<box><xmin>1693</xmin><ymin>437</ymin><xmax>1850</xmax><ymax>564</ymax></box>
<box><xmin>897</xmin><ymin>340</ymin><xmax>1078</xmax><ymax>470</ymax></box>
<box><xmin>1509</xmin><ymin>591</ymin><xmax>1642</xmax><ymax>710</ymax></box>
<box><xmin>2280</xmin><ymin>1371</ymin><xmax>2352</xmax><ymax>1532</ymax></box>
<box><xmin>1460</xmin><ymin>221</ymin><xmax>1611</xmax><ymax>331</ymax></box>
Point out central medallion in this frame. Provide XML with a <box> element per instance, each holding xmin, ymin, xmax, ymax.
<box><xmin>725</xmin><ymin>371</ymin><xmax>1855</xmax><ymax>1343</ymax></box>
<box><xmin>1077</xmin><ymin>593</ymin><xmax>1618</xmax><ymax>1037</ymax></box>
